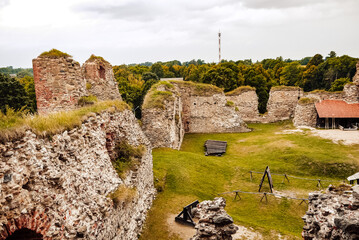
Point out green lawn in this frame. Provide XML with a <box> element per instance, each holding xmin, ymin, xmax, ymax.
<box><xmin>140</xmin><ymin>122</ymin><xmax>359</xmax><ymax>239</ymax></box>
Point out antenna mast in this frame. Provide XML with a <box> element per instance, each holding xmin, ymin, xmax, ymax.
<box><xmin>218</xmin><ymin>31</ymin><xmax>221</xmax><ymax>63</ymax></box>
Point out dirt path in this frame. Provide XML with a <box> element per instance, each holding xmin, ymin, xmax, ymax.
<box><xmin>310</xmin><ymin>129</ymin><xmax>359</xmax><ymax>145</ymax></box>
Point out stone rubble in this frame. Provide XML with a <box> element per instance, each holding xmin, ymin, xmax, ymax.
<box><xmin>191</xmin><ymin>197</ymin><xmax>238</xmax><ymax>240</ymax></box>
<box><xmin>302</xmin><ymin>185</ymin><xmax>359</xmax><ymax>240</ymax></box>
<box><xmin>0</xmin><ymin>110</ymin><xmax>155</xmax><ymax>240</ymax></box>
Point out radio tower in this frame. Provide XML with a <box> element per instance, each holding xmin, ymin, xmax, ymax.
<box><xmin>218</xmin><ymin>31</ymin><xmax>221</xmax><ymax>63</ymax></box>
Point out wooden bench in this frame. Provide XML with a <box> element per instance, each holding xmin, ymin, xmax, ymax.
<box><xmin>204</xmin><ymin>140</ymin><xmax>227</xmax><ymax>156</ymax></box>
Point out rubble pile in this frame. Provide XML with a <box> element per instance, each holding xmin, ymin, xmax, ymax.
<box><xmin>302</xmin><ymin>184</ymin><xmax>359</xmax><ymax>240</ymax></box>
<box><xmin>191</xmin><ymin>197</ymin><xmax>238</xmax><ymax>240</ymax></box>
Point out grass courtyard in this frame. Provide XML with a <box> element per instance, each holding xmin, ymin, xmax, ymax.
<box><xmin>140</xmin><ymin>122</ymin><xmax>359</xmax><ymax>239</ymax></box>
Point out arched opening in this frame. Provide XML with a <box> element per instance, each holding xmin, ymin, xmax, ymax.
<box><xmin>99</xmin><ymin>66</ymin><xmax>105</xmax><ymax>79</ymax></box>
<box><xmin>6</xmin><ymin>228</ymin><xmax>43</xmax><ymax>240</ymax></box>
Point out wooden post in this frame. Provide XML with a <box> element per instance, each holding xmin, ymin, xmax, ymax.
<box><xmin>234</xmin><ymin>192</ymin><xmax>241</xmax><ymax>200</ymax></box>
<box><xmin>325</xmin><ymin>118</ymin><xmax>329</xmax><ymax>129</ymax></box>
<box><xmin>332</xmin><ymin>118</ymin><xmax>335</xmax><ymax>129</ymax></box>
<box><xmin>282</xmin><ymin>174</ymin><xmax>290</xmax><ymax>183</ymax></box>
<box><xmin>260</xmin><ymin>193</ymin><xmax>268</xmax><ymax>203</ymax></box>
<box><xmin>317</xmin><ymin>179</ymin><xmax>323</xmax><ymax>188</ymax></box>
<box><xmin>250</xmin><ymin>171</ymin><xmax>253</xmax><ymax>181</ymax></box>
<box><xmin>299</xmin><ymin>199</ymin><xmax>308</xmax><ymax>205</ymax></box>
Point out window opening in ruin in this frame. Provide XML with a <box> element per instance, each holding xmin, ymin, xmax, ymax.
<box><xmin>5</xmin><ymin>228</ymin><xmax>43</xmax><ymax>240</ymax></box>
<box><xmin>99</xmin><ymin>66</ymin><xmax>105</xmax><ymax>79</ymax></box>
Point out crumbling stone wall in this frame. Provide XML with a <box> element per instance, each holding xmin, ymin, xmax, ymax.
<box><xmin>191</xmin><ymin>197</ymin><xmax>238</xmax><ymax>240</ymax></box>
<box><xmin>225</xmin><ymin>87</ymin><xmax>259</xmax><ymax>122</ymax></box>
<box><xmin>353</xmin><ymin>61</ymin><xmax>359</xmax><ymax>84</ymax></box>
<box><xmin>343</xmin><ymin>83</ymin><xmax>359</xmax><ymax>103</ymax></box>
<box><xmin>263</xmin><ymin>86</ymin><xmax>303</xmax><ymax>122</ymax></box>
<box><xmin>0</xmin><ymin>110</ymin><xmax>155</xmax><ymax>240</ymax></box>
<box><xmin>293</xmin><ymin>98</ymin><xmax>318</xmax><ymax>127</ymax></box>
<box><xmin>33</xmin><ymin>55</ymin><xmax>86</xmax><ymax>115</ymax></box>
<box><xmin>82</xmin><ymin>55</ymin><xmax>122</xmax><ymax>101</ymax></box>
<box><xmin>33</xmin><ymin>51</ymin><xmax>121</xmax><ymax>115</ymax></box>
<box><xmin>141</xmin><ymin>81</ymin><xmax>250</xmax><ymax>149</ymax></box>
<box><xmin>302</xmin><ymin>185</ymin><xmax>359</xmax><ymax>240</ymax></box>
<box><xmin>141</xmin><ymin>86</ymin><xmax>184</xmax><ymax>149</ymax></box>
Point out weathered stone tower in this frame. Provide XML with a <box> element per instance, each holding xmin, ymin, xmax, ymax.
<box><xmin>82</xmin><ymin>55</ymin><xmax>121</xmax><ymax>100</ymax></box>
<box><xmin>33</xmin><ymin>49</ymin><xmax>86</xmax><ymax>115</ymax></box>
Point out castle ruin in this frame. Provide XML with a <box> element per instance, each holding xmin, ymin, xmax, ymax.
<box><xmin>33</xmin><ymin>50</ymin><xmax>121</xmax><ymax>114</ymax></box>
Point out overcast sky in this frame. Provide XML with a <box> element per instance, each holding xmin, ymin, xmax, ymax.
<box><xmin>0</xmin><ymin>0</ymin><xmax>358</xmax><ymax>68</ymax></box>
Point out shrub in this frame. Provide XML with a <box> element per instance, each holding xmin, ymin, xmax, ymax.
<box><xmin>78</xmin><ymin>95</ymin><xmax>98</xmax><ymax>106</ymax></box>
<box><xmin>87</xmin><ymin>54</ymin><xmax>109</xmax><ymax>64</ymax></box>
<box><xmin>39</xmin><ymin>49</ymin><xmax>71</xmax><ymax>58</ymax></box>
<box><xmin>86</xmin><ymin>83</ymin><xmax>92</xmax><ymax>90</ymax></box>
<box><xmin>112</xmin><ymin>140</ymin><xmax>146</xmax><ymax>178</ymax></box>
<box><xmin>108</xmin><ymin>185</ymin><xmax>137</xmax><ymax>207</ymax></box>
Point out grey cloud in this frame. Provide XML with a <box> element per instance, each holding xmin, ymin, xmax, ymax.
<box><xmin>74</xmin><ymin>1</ymin><xmax>162</xmax><ymax>21</ymax></box>
<box><xmin>240</xmin><ymin>0</ymin><xmax>354</xmax><ymax>9</ymax></box>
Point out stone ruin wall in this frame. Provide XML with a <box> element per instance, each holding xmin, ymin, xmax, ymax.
<box><xmin>353</xmin><ymin>62</ymin><xmax>359</xmax><ymax>84</ymax></box>
<box><xmin>302</xmin><ymin>185</ymin><xmax>359</xmax><ymax>240</ymax></box>
<box><xmin>33</xmin><ymin>53</ymin><xmax>121</xmax><ymax>115</ymax></box>
<box><xmin>0</xmin><ymin>109</ymin><xmax>155</xmax><ymax>240</ymax></box>
<box><xmin>263</xmin><ymin>87</ymin><xmax>303</xmax><ymax>123</ymax></box>
<box><xmin>293</xmin><ymin>99</ymin><xmax>319</xmax><ymax>127</ymax></box>
<box><xmin>141</xmin><ymin>86</ymin><xmax>184</xmax><ymax>149</ymax></box>
<box><xmin>82</xmin><ymin>57</ymin><xmax>121</xmax><ymax>101</ymax></box>
<box><xmin>33</xmin><ymin>56</ymin><xmax>86</xmax><ymax>115</ymax></box>
<box><xmin>225</xmin><ymin>88</ymin><xmax>259</xmax><ymax>122</ymax></box>
<box><xmin>141</xmin><ymin>82</ymin><xmax>250</xmax><ymax>149</ymax></box>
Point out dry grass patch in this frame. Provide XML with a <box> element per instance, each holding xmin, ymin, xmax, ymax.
<box><xmin>108</xmin><ymin>185</ymin><xmax>138</xmax><ymax>207</ymax></box>
<box><xmin>39</xmin><ymin>48</ymin><xmax>71</xmax><ymax>58</ymax></box>
<box><xmin>225</xmin><ymin>86</ymin><xmax>255</xmax><ymax>96</ymax></box>
<box><xmin>0</xmin><ymin>100</ymin><xmax>129</xmax><ymax>142</ymax></box>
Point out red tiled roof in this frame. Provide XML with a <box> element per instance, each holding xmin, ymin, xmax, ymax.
<box><xmin>315</xmin><ymin>100</ymin><xmax>359</xmax><ymax>118</ymax></box>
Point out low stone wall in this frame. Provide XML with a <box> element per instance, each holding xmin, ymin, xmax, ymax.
<box><xmin>302</xmin><ymin>185</ymin><xmax>359</xmax><ymax>240</ymax></box>
<box><xmin>293</xmin><ymin>98</ymin><xmax>318</xmax><ymax>127</ymax></box>
<box><xmin>225</xmin><ymin>87</ymin><xmax>259</xmax><ymax>122</ymax></box>
<box><xmin>0</xmin><ymin>110</ymin><xmax>155</xmax><ymax>240</ymax></box>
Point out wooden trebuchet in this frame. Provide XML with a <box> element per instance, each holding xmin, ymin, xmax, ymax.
<box><xmin>175</xmin><ymin>200</ymin><xmax>199</xmax><ymax>227</ymax></box>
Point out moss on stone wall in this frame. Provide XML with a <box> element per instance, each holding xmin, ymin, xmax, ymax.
<box><xmin>171</xmin><ymin>81</ymin><xmax>223</xmax><ymax>96</ymax></box>
<box><xmin>298</xmin><ymin>97</ymin><xmax>316</xmax><ymax>105</ymax></box>
<box><xmin>142</xmin><ymin>82</ymin><xmax>175</xmax><ymax>109</ymax></box>
<box><xmin>39</xmin><ymin>49</ymin><xmax>72</xmax><ymax>58</ymax></box>
<box><xmin>87</xmin><ymin>54</ymin><xmax>110</xmax><ymax>64</ymax></box>
<box><xmin>271</xmin><ymin>86</ymin><xmax>302</xmax><ymax>91</ymax></box>
<box><xmin>225</xmin><ymin>86</ymin><xmax>255</xmax><ymax>96</ymax></box>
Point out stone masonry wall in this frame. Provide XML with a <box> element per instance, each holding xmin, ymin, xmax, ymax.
<box><xmin>141</xmin><ymin>90</ymin><xmax>184</xmax><ymax>149</ymax></box>
<box><xmin>293</xmin><ymin>98</ymin><xmax>318</xmax><ymax>127</ymax></box>
<box><xmin>302</xmin><ymin>185</ymin><xmax>359</xmax><ymax>240</ymax></box>
<box><xmin>225</xmin><ymin>88</ymin><xmax>259</xmax><ymax>122</ymax></box>
<box><xmin>141</xmin><ymin>81</ymin><xmax>250</xmax><ymax>149</ymax></box>
<box><xmin>0</xmin><ymin>110</ymin><xmax>155</xmax><ymax>240</ymax></box>
<box><xmin>82</xmin><ymin>56</ymin><xmax>122</xmax><ymax>101</ymax></box>
<box><xmin>263</xmin><ymin>86</ymin><xmax>303</xmax><ymax>122</ymax></box>
<box><xmin>353</xmin><ymin>61</ymin><xmax>359</xmax><ymax>84</ymax></box>
<box><xmin>33</xmin><ymin>56</ymin><xmax>86</xmax><ymax>115</ymax></box>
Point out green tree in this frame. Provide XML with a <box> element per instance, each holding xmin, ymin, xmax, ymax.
<box><xmin>18</xmin><ymin>76</ymin><xmax>37</xmax><ymax>113</ymax></box>
<box><xmin>151</xmin><ymin>63</ymin><xmax>164</xmax><ymax>78</ymax></box>
<box><xmin>307</xmin><ymin>54</ymin><xmax>324</xmax><ymax>68</ymax></box>
<box><xmin>279</xmin><ymin>62</ymin><xmax>302</xmax><ymax>86</ymax></box>
<box><xmin>0</xmin><ymin>73</ymin><xmax>28</xmax><ymax>113</ymax></box>
<box><xmin>329</xmin><ymin>78</ymin><xmax>350</xmax><ymax>92</ymax></box>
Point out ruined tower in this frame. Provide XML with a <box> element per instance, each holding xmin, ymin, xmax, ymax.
<box><xmin>82</xmin><ymin>55</ymin><xmax>121</xmax><ymax>101</ymax></box>
<box><xmin>32</xmin><ymin>49</ymin><xmax>86</xmax><ymax>114</ymax></box>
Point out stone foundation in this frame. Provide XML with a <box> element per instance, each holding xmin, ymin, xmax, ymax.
<box><xmin>0</xmin><ymin>110</ymin><xmax>155</xmax><ymax>239</ymax></box>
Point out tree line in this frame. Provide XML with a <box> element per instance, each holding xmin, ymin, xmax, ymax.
<box><xmin>114</xmin><ymin>51</ymin><xmax>358</xmax><ymax>115</ymax></box>
<box><xmin>0</xmin><ymin>51</ymin><xmax>357</xmax><ymax>117</ymax></box>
